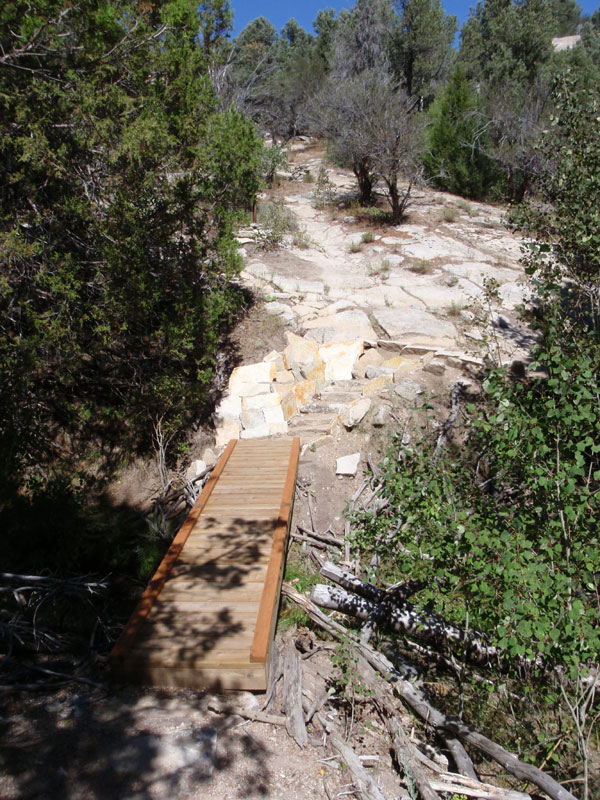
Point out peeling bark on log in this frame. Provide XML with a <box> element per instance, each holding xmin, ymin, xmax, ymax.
<box><xmin>329</xmin><ymin>730</ymin><xmax>386</xmax><ymax>800</ymax></box>
<box><xmin>282</xmin><ymin>584</ymin><xmax>576</xmax><ymax>800</ymax></box>
<box><xmin>311</xmin><ymin>582</ymin><xmax>505</xmax><ymax>668</ymax></box>
<box><xmin>315</xmin><ymin>563</ymin><xmax>541</xmax><ymax>671</ymax></box>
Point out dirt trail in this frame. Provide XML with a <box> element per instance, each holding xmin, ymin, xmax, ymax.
<box><xmin>1</xmin><ymin>141</ymin><xmax>536</xmax><ymax>800</ymax></box>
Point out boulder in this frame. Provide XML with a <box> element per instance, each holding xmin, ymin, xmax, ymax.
<box><xmin>293</xmin><ymin>379</ymin><xmax>317</xmax><ymax>408</ymax></box>
<box><xmin>242</xmin><ymin>392</ymin><xmax>282</xmax><ymax>410</ymax></box>
<box><xmin>283</xmin><ymin>333</ymin><xmax>320</xmax><ymax>370</ymax></box>
<box><xmin>240</xmin><ymin>424</ymin><xmax>270</xmax><ymax>440</ymax></box>
<box><xmin>338</xmin><ymin>398</ymin><xmax>372</xmax><ymax>430</ymax></box>
<box><xmin>240</xmin><ymin>409</ymin><xmax>265</xmax><ymax>430</ymax></box>
<box><xmin>281</xmin><ymin>392</ymin><xmax>298</xmax><ymax>420</ymax></box>
<box><xmin>423</xmin><ymin>359</ymin><xmax>446</xmax><ymax>376</ymax></box>
<box><xmin>213</xmin><ymin>395</ymin><xmax>241</xmax><ymax>423</ymax></box>
<box><xmin>319</xmin><ymin>340</ymin><xmax>364</xmax><ymax>381</ymax></box>
<box><xmin>372</xmin><ymin>405</ymin><xmax>390</xmax><ymax>427</ymax></box>
<box><xmin>353</xmin><ymin>348</ymin><xmax>384</xmax><ymax>378</ymax></box>
<box><xmin>201</xmin><ymin>448</ymin><xmax>217</xmax><ymax>467</ymax></box>
<box><xmin>215</xmin><ymin>421</ymin><xmax>240</xmax><ymax>448</ymax></box>
<box><xmin>263</xmin><ymin>350</ymin><xmax>286</xmax><ymax>371</ymax></box>
<box><xmin>229</xmin><ymin>361</ymin><xmax>276</xmax><ymax>394</ymax></box>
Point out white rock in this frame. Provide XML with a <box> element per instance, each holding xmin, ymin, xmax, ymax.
<box><xmin>304</xmin><ymin>309</ymin><xmax>377</xmax><ymax>344</ymax></box>
<box><xmin>394</xmin><ymin>379</ymin><xmax>424</xmax><ymax>402</ymax></box>
<box><xmin>214</xmin><ymin>395</ymin><xmax>242</xmax><ymax>422</ymax></box>
<box><xmin>364</xmin><ymin>364</ymin><xmax>395</xmax><ymax>380</ymax></box>
<box><xmin>263</xmin><ymin>405</ymin><xmax>285</xmax><ymax>425</ymax></box>
<box><xmin>185</xmin><ymin>460</ymin><xmax>207</xmax><ymax>482</ymax></box>
<box><xmin>336</xmin><ymin>453</ymin><xmax>361</xmax><ymax>476</ymax></box>
<box><xmin>229</xmin><ymin>362</ymin><xmax>276</xmax><ymax>394</ymax></box>
<box><xmin>230</xmin><ymin>382</ymin><xmax>274</xmax><ymax>398</ymax></box>
<box><xmin>422</xmin><ymin>360</ymin><xmax>446</xmax><ymax>376</ymax></box>
<box><xmin>319</xmin><ymin>340</ymin><xmax>364</xmax><ymax>381</ymax></box>
<box><xmin>372</xmin><ymin>307</ymin><xmax>457</xmax><ymax>343</ymax></box>
<box><xmin>339</xmin><ymin>398</ymin><xmax>371</xmax><ymax>430</ymax></box>
<box><xmin>240</xmin><ymin>409</ymin><xmax>265</xmax><ymax>430</ymax></box>
<box><xmin>240</xmin><ymin>424</ymin><xmax>271</xmax><ymax>440</ymax></box>
<box><xmin>372</xmin><ymin>405</ymin><xmax>390</xmax><ymax>427</ymax></box>
<box><xmin>201</xmin><ymin>448</ymin><xmax>217</xmax><ymax>467</ymax></box>
<box><xmin>263</xmin><ymin>350</ymin><xmax>286</xmax><ymax>371</ymax></box>
<box><xmin>215</xmin><ymin>422</ymin><xmax>240</xmax><ymax>448</ymax></box>
<box><xmin>242</xmin><ymin>392</ymin><xmax>282</xmax><ymax>410</ymax></box>
<box><xmin>265</xmin><ymin>301</ymin><xmax>297</xmax><ymax>325</ymax></box>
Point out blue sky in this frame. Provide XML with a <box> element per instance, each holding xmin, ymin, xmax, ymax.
<box><xmin>230</xmin><ymin>0</ymin><xmax>599</xmax><ymax>37</ymax></box>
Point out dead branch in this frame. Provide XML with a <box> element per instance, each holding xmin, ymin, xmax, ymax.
<box><xmin>433</xmin><ymin>381</ymin><xmax>465</xmax><ymax>463</ymax></box>
<box><xmin>281</xmin><ymin>584</ymin><xmax>576</xmax><ymax>800</ymax></box>
<box><xmin>329</xmin><ymin>730</ymin><xmax>386</xmax><ymax>800</ymax></box>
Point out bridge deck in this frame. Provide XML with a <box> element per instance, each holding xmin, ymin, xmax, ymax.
<box><xmin>110</xmin><ymin>437</ymin><xmax>300</xmax><ymax>691</ymax></box>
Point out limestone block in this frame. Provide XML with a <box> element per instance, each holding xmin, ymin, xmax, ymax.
<box><xmin>241</xmin><ymin>409</ymin><xmax>265</xmax><ymax>430</ymax></box>
<box><xmin>353</xmin><ymin>348</ymin><xmax>384</xmax><ymax>379</ymax></box>
<box><xmin>423</xmin><ymin>359</ymin><xmax>446</xmax><ymax>376</ymax></box>
<box><xmin>338</xmin><ymin>398</ymin><xmax>371</xmax><ymax>430</ymax></box>
<box><xmin>263</xmin><ymin>405</ymin><xmax>285</xmax><ymax>425</ymax></box>
<box><xmin>283</xmin><ymin>332</ymin><xmax>320</xmax><ymax>370</ymax></box>
<box><xmin>336</xmin><ymin>453</ymin><xmax>361</xmax><ymax>476</ymax></box>
<box><xmin>293</xmin><ymin>380</ymin><xmax>317</xmax><ymax>408</ymax></box>
<box><xmin>275</xmin><ymin>369</ymin><xmax>295</xmax><ymax>384</ymax></box>
<box><xmin>240</xmin><ymin>424</ymin><xmax>270</xmax><ymax>440</ymax></box>
<box><xmin>267</xmin><ymin>421</ymin><xmax>288</xmax><ymax>436</ymax></box>
<box><xmin>263</xmin><ymin>350</ymin><xmax>286</xmax><ymax>371</ymax></box>
<box><xmin>215</xmin><ymin>422</ymin><xmax>240</xmax><ymax>448</ymax></box>
<box><xmin>303</xmin><ymin>309</ymin><xmax>377</xmax><ymax>344</ymax></box>
<box><xmin>231</xmin><ymin>382</ymin><xmax>273</xmax><ymax>398</ymax></box>
<box><xmin>362</xmin><ymin>374</ymin><xmax>393</xmax><ymax>396</ymax></box>
<box><xmin>214</xmin><ymin>395</ymin><xmax>241</xmax><ymax>423</ymax></box>
<box><xmin>319</xmin><ymin>340</ymin><xmax>364</xmax><ymax>381</ymax></box>
<box><xmin>242</xmin><ymin>391</ymin><xmax>282</xmax><ymax>410</ymax></box>
<box><xmin>372</xmin><ymin>307</ymin><xmax>457</xmax><ymax>343</ymax></box>
<box><xmin>229</xmin><ymin>362</ymin><xmax>276</xmax><ymax>394</ymax></box>
<box><xmin>301</xmin><ymin>359</ymin><xmax>326</xmax><ymax>383</ymax></box>
<box><xmin>281</xmin><ymin>392</ymin><xmax>298</xmax><ymax>420</ymax></box>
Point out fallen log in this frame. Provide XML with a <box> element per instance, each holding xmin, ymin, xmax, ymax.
<box><xmin>315</xmin><ymin>562</ymin><xmax>542</xmax><ymax>671</ymax></box>
<box><xmin>311</xmin><ymin>582</ymin><xmax>506</xmax><ymax>668</ymax></box>
<box><xmin>329</xmin><ymin>730</ymin><xmax>386</xmax><ymax>800</ymax></box>
<box><xmin>282</xmin><ymin>584</ymin><xmax>576</xmax><ymax>800</ymax></box>
<box><xmin>282</xmin><ymin>632</ymin><xmax>308</xmax><ymax>747</ymax></box>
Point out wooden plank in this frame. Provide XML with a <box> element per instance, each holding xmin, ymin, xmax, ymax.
<box><xmin>112</xmin><ymin>437</ymin><xmax>299</xmax><ymax>690</ymax></box>
<box><xmin>110</xmin><ymin>440</ymin><xmax>238</xmax><ymax>667</ymax></box>
<box><xmin>250</xmin><ymin>437</ymin><xmax>300</xmax><ymax>663</ymax></box>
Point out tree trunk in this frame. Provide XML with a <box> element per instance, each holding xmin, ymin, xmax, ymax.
<box><xmin>353</xmin><ymin>157</ymin><xmax>374</xmax><ymax>205</ymax></box>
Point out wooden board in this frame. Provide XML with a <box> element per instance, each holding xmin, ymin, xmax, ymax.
<box><xmin>110</xmin><ymin>437</ymin><xmax>299</xmax><ymax>691</ymax></box>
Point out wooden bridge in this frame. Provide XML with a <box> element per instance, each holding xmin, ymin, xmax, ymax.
<box><xmin>110</xmin><ymin>437</ymin><xmax>300</xmax><ymax>691</ymax></box>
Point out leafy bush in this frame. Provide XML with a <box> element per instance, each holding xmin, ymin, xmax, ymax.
<box><xmin>0</xmin><ymin>1</ymin><xmax>262</xmax><ymax>570</ymax></box>
<box><xmin>424</xmin><ymin>64</ymin><xmax>496</xmax><ymax>199</ymax></box>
